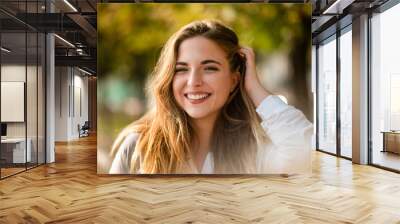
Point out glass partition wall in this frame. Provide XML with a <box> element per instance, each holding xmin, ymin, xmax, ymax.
<box><xmin>0</xmin><ymin>29</ymin><xmax>27</xmax><ymax>177</ymax></box>
<box><xmin>0</xmin><ymin>2</ymin><xmax>46</xmax><ymax>179</ymax></box>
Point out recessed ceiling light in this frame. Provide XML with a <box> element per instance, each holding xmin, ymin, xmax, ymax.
<box><xmin>322</xmin><ymin>0</ymin><xmax>354</xmax><ymax>15</ymax></box>
<box><xmin>54</xmin><ymin>34</ymin><xmax>75</xmax><ymax>48</ymax></box>
<box><xmin>1</xmin><ymin>47</ymin><xmax>11</xmax><ymax>53</ymax></box>
<box><xmin>78</xmin><ymin>67</ymin><xmax>92</xmax><ymax>76</ymax></box>
<box><xmin>63</xmin><ymin>0</ymin><xmax>78</xmax><ymax>12</ymax></box>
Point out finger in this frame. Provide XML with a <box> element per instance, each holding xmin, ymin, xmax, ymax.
<box><xmin>238</xmin><ymin>49</ymin><xmax>247</xmax><ymax>57</ymax></box>
<box><xmin>239</xmin><ymin>47</ymin><xmax>250</xmax><ymax>53</ymax></box>
<box><xmin>239</xmin><ymin>47</ymin><xmax>254</xmax><ymax>56</ymax></box>
<box><xmin>240</xmin><ymin>46</ymin><xmax>253</xmax><ymax>51</ymax></box>
<box><xmin>238</xmin><ymin>48</ymin><xmax>250</xmax><ymax>57</ymax></box>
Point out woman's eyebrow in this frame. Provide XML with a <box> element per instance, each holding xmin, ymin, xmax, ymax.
<box><xmin>176</xmin><ymin>60</ymin><xmax>221</xmax><ymax>66</ymax></box>
<box><xmin>201</xmin><ymin>60</ymin><xmax>221</xmax><ymax>65</ymax></box>
<box><xmin>176</xmin><ymin>62</ymin><xmax>188</xmax><ymax>66</ymax></box>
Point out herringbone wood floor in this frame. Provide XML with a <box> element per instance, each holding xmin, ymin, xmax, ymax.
<box><xmin>1</xmin><ymin>134</ymin><xmax>400</xmax><ymax>224</ymax></box>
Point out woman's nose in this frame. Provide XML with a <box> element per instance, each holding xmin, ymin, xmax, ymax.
<box><xmin>187</xmin><ymin>69</ymin><xmax>203</xmax><ymax>87</ymax></box>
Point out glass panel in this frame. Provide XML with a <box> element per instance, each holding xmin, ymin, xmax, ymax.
<box><xmin>27</xmin><ymin>30</ymin><xmax>38</xmax><ymax>169</ymax></box>
<box><xmin>38</xmin><ymin>32</ymin><xmax>45</xmax><ymax>165</ymax></box>
<box><xmin>312</xmin><ymin>45</ymin><xmax>317</xmax><ymax>150</ymax></box>
<box><xmin>371</xmin><ymin>4</ymin><xmax>400</xmax><ymax>171</ymax></box>
<box><xmin>318</xmin><ymin>36</ymin><xmax>337</xmax><ymax>154</ymax></box>
<box><xmin>0</xmin><ymin>1</ymin><xmax>46</xmax><ymax>178</ymax></box>
<box><xmin>1</xmin><ymin>28</ymin><xmax>27</xmax><ymax>177</ymax></box>
<box><xmin>340</xmin><ymin>28</ymin><xmax>352</xmax><ymax>158</ymax></box>
<box><xmin>26</xmin><ymin>0</ymin><xmax>39</xmax><ymax>169</ymax></box>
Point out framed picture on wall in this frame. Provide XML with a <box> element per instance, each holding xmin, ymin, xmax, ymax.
<box><xmin>97</xmin><ymin>3</ymin><xmax>313</xmax><ymax>175</ymax></box>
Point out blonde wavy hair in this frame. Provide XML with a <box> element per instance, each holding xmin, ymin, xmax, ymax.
<box><xmin>111</xmin><ymin>20</ymin><xmax>268</xmax><ymax>174</ymax></box>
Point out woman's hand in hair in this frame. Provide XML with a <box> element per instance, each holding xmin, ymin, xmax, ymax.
<box><xmin>239</xmin><ymin>47</ymin><xmax>270</xmax><ymax>107</ymax></box>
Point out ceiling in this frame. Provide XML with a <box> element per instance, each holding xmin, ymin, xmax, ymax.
<box><xmin>0</xmin><ymin>0</ymin><xmax>97</xmax><ymax>74</ymax></box>
<box><xmin>0</xmin><ymin>0</ymin><xmax>393</xmax><ymax>75</ymax></box>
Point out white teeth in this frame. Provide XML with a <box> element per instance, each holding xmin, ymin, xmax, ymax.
<box><xmin>186</xmin><ymin>94</ymin><xmax>209</xmax><ymax>100</ymax></box>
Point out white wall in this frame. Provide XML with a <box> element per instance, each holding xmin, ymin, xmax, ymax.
<box><xmin>55</xmin><ymin>66</ymin><xmax>69</xmax><ymax>141</ymax></box>
<box><xmin>1</xmin><ymin>63</ymin><xmax>46</xmax><ymax>163</ymax></box>
<box><xmin>54</xmin><ymin>67</ymin><xmax>89</xmax><ymax>141</ymax></box>
<box><xmin>1</xmin><ymin>65</ymin><xmax>37</xmax><ymax>138</ymax></box>
<box><xmin>1</xmin><ymin>65</ymin><xmax>26</xmax><ymax>132</ymax></box>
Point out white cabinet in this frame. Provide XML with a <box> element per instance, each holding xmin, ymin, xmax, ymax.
<box><xmin>1</xmin><ymin>138</ymin><xmax>32</xmax><ymax>163</ymax></box>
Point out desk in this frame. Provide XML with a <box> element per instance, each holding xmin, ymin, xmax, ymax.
<box><xmin>1</xmin><ymin>138</ymin><xmax>31</xmax><ymax>163</ymax></box>
<box><xmin>381</xmin><ymin>131</ymin><xmax>400</xmax><ymax>154</ymax></box>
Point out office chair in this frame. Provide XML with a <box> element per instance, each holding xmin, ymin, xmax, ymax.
<box><xmin>79</xmin><ymin>121</ymin><xmax>90</xmax><ymax>138</ymax></box>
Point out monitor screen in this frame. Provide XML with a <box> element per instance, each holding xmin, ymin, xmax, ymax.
<box><xmin>1</xmin><ymin>123</ymin><xmax>7</xmax><ymax>137</ymax></box>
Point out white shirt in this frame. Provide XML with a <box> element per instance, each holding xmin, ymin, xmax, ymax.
<box><xmin>109</xmin><ymin>95</ymin><xmax>313</xmax><ymax>174</ymax></box>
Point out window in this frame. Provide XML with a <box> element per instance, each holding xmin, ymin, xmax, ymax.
<box><xmin>317</xmin><ymin>35</ymin><xmax>337</xmax><ymax>154</ymax></box>
<box><xmin>339</xmin><ymin>27</ymin><xmax>352</xmax><ymax>158</ymax></box>
<box><xmin>371</xmin><ymin>3</ymin><xmax>400</xmax><ymax>171</ymax></box>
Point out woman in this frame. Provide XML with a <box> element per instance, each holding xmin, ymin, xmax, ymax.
<box><xmin>109</xmin><ymin>20</ymin><xmax>313</xmax><ymax>174</ymax></box>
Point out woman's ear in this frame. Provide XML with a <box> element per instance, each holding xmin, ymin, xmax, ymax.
<box><xmin>230</xmin><ymin>71</ymin><xmax>240</xmax><ymax>93</ymax></box>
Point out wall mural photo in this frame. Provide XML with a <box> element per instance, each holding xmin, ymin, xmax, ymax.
<box><xmin>97</xmin><ymin>3</ymin><xmax>313</xmax><ymax>174</ymax></box>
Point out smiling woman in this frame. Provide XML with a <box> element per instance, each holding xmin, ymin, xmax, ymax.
<box><xmin>109</xmin><ymin>20</ymin><xmax>313</xmax><ymax>174</ymax></box>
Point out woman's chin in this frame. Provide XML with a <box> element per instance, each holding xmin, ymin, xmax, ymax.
<box><xmin>184</xmin><ymin>109</ymin><xmax>214</xmax><ymax>120</ymax></box>
<box><xmin>186</xmin><ymin>112</ymin><xmax>209</xmax><ymax>120</ymax></box>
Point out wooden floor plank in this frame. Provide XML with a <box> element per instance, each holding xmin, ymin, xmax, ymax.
<box><xmin>0</xmin><ymin>134</ymin><xmax>399</xmax><ymax>223</ymax></box>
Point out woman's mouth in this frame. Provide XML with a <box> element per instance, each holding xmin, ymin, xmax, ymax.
<box><xmin>184</xmin><ymin>93</ymin><xmax>212</xmax><ymax>104</ymax></box>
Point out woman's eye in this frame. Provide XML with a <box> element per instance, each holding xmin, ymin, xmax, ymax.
<box><xmin>204</xmin><ymin>66</ymin><xmax>219</xmax><ymax>72</ymax></box>
<box><xmin>175</xmin><ymin>68</ymin><xmax>188</xmax><ymax>74</ymax></box>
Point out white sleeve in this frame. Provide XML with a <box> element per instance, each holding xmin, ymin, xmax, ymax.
<box><xmin>256</xmin><ymin>95</ymin><xmax>313</xmax><ymax>174</ymax></box>
<box><xmin>109</xmin><ymin>133</ymin><xmax>139</xmax><ymax>174</ymax></box>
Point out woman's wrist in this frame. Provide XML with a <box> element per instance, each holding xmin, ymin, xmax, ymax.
<box><xmin>247</xmin><ymin>83</ymin><xmax>270</xmax><ymax>107</ymax></box>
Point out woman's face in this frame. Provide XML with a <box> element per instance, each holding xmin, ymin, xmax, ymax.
<box><xmin>172</xmin><ymin>36</ymin><xmax>239</xmax><ymax>121</ymax></box>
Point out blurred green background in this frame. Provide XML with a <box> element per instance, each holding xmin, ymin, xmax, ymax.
<box><xmin>97</xmin><ymin>3</ymin><xmax>311</xmax><ymax>173</ymax></box>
